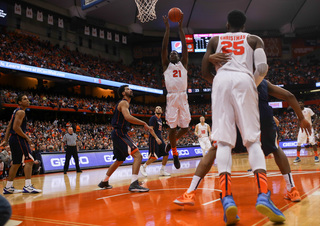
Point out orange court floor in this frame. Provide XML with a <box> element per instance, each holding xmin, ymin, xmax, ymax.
<box><xmin>1</xmin><ymin>147</ymin><xmax>320</xmax><ymax>226</ymax></box>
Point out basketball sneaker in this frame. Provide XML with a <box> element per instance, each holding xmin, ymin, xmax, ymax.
<box><xmin>173</xmin><ymin>155</ymin><xmax>180</xmax><ymax>169</ymax></box>
<box><xmin>165</xmin><ymin>143</ymin><xmax>171</xmax><ymax>153</ymax></box>
<box><xmin>159</xmin><ymin>169</ymin><xmax>171</xmax><ymax>176</ymax></box>
<box><xmin>173</xmin><ymin>190</ymin><xmax>196</xmax><ymax>206</ymax></box>
<box><xmin>3</xmin><ymin>186</ymin><xmax>23</xmax><ymax>194</ymax></box>
<box><xmin>220</xmin><ymin>194</ymin><xmax>240</xmax><ymax>225</ymax></box>
<box><xmin>98</xmin><ymin>181</ymin><xmax>113</xmax><ymax>189</ymax></box>
<box><xmin>140</xmin><ymin>165</ymin><xmax>147</xmax><ymax>177</ymax></box>
<box><xmin>255</xmin><ymin>191</ymin><xmax>285</xmax><ymax>222</ymax></box>
<box><xmin>129</xmin><ymin>180</ymin><xmax>149</xmax><ymax>192</ymax></box>
<box><xmin>293</xmin><ymin>157</ymin><xmax>301</xmax><ymax>163</ymax></box>
<box><xmin>315</xmin><ymin>156</ymin><xmax>319</xmax><ymax>162</ymax></box>
<box><xmin>284</xmin><ymin>187</ymin><xmax>301</xmax><ymax>202</ymax></box>
<box><xmin>22</xmin><ymin>185</ymin><xmax>42</xmax><ymax>193</ymax></box>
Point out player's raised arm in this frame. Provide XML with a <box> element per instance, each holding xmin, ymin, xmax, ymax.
<box><xmin>161</xmin><ymin>16</ymin><xmax>170</xmax><ymax>71</ymax></box>
<box><xmin>178</xmin><ymin>13</ymin><xmax>188</xmax><ymax>69</ymax></box>
<box><xmin>201</xmin><ymin>36</ymin><xmax>219</xmax><ymax>84</ymax></box>
<box><xmin>267</xmin><ymin>80</ymin><xmax>311</xmax><ymax>134</ymax></box>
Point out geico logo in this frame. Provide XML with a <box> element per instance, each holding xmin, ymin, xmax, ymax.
<box><xmin>178</xmin><ymin>150</ymin><xmax>189</xmax><ymax>156</ymax></box>
<box><xmin>104</xmin><ymin>155</ymin><xmax>115</xmax><ymax>163</ymax></box>
<box><xmin>194</xmin><ymin>149</ymin><xmax>202</xmax><ymax>154</ymax></box>
<box><xmin>282</xmin><ymin>142</ymin><xmax>297</xmax><ymax>147</ymax></box>
<box><xmin>51</xmin><ymin>158</ymin><xmax>63</xmax><ymax>167</ymax></box>
<box><xmin>141</xmin><ymin>152</ymin><xmax>149</xmax><ymax>159</ymax></box>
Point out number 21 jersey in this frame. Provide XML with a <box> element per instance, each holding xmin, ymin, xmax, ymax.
<box><xmin>164</xmin><ymin>61</ymin><xmax>188</xmax><ymax>93</ymax></box>
<box><xmin>216</xmin><ymin>32</ymin><xmax>254</xmax><ymax>78</ymax></box>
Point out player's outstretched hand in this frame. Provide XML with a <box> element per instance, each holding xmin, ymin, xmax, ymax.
<box><xmin>144</xmin><ymin>123</ymin><xmax>153</xmax><ymax>133</ymax></box>
<box><xmin>162</xmin><ymin>15</ymin><xmax>169</xmax><ymax>28</ymax></box>
<box><xmin>300</xmin><ymin>118</ymin><xmax>311</xmax><ymax>135</ymax></box>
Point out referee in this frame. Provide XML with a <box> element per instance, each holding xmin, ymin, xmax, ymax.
<box><xmin>62</xmin><ymin>127</ymin><xmax>82</xmax><ymax>174</ymax></box>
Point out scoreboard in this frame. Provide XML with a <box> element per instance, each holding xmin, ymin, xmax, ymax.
<box><xmin>171</xmin><ymin>33</ymin><xmax>223</xmax><ymax>53</ymax></box>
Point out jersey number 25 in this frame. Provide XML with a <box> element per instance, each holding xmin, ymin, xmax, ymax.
<box><xmin>221</xmin><ymin>40</ymin><xmax>244</xmax><ymax>55</ymax></box>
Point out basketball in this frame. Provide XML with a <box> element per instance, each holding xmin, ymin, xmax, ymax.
<box><xmin>168</xmin><ymin>7</ymin><xmax>183</xmax><ymax>22</ymax></box>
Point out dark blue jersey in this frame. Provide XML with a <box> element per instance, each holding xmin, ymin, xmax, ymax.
<box><xmin>111</xmin><ymin>99</ymin><xmax>130</xmax><ymax>132</ymax></box>
<box><xmin>10</xmin><ymin>107</ymin><xmax>27</xmax><ymax>135</ymax></box>
<box><xmin>149</xmin><ymin>115</ymin><xmax>162</xmax><ymax>138</ymax></box>
<box><xmin>258</xmin><ymin>79</ymin><xmax>274</xmax><ymax>124</ymax></box>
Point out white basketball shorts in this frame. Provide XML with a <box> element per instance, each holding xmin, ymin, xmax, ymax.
<box><xmin>211</xmin><ymin>71</ymin><xmax>261</xmax><ymax>147</ymax></box>
<box><xmin>297</xmin><ymin>127</ymin><xmax>315</xmax><ymax>145</ymax></box>
<box><xmin>165</xmin><ymin>92</ymin><xmax>191</xmax><ymax>129</ymax></box>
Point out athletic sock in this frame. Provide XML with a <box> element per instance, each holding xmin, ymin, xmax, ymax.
<box><xmin>255</xmin><ymin>172</ymin><xmax>268</xmax><ymax>194</ymax></box>
<box><xmin>25</xmin><ymin>179</ymin><xmax>31</xmax><ymax>187</ymax></box>
<box><xmin>6</xmin><ymin>181</ymin><xmax>13</xmax><ymax>188</ymax></box>
<box><xmin>172</xmin><ymin>147</ymin><xmax>178</xmax><ymax>156</ymax></box>
<box><xmin>314</xmin><ymin>151</ymin><xmax>318</xmax><ymax>157</ymax></box>
<box><xmin>187</xmin><ymin>175</ymin><xmax>202</xmax><ymax>193</ymax></box>
<box><xmin>103</xmin><ymin>175</ymin><xmax>110</xmax><ymax>182</ymax></box>
<box><xmin>161</xmin><ymin>165</ymin><xmax>165</xmax><ymax>171</ymax></box>
<box><xmin>219</xmin><ymin>174</ymin><xmax>231</xmax><ymax>198</ymax></box>
<box><xmin>131</xmin><ymin>174</ymin><xmax>139</xmax><ymax>183</ymax></box>
<box><xmin>283</xmin><ymin>173</ymin><xmax>295</xmax><ymax>191</ymax></box>
<box><xmin>143</xmin><ymin>163</ymin><xmax>147</xmax><ymax>168</ymax></box>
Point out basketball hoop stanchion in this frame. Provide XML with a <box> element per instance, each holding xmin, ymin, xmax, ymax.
<box><xmin>135</xmin><ymin>0</ymin><xmax>158</xmax><ymax>23</ymax></box>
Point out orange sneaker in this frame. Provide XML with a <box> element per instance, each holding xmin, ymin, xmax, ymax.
<box><xmin>284</xmin><ymin>187</ymin><xmax>301</xmax><ymax>202</ymax></box>
<box><xmin>174</xmin><ymin>190</ymin><xmax>196</xmax><ymax>206</ymax></box>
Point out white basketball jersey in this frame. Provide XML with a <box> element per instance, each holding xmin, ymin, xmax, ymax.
<box><xmin>164</xmin><ymin>61</ymin><xmax>188</xmax><ymax>93</ymax></box>
<box><xmin>216</xmin><ymin>32</ymin><xmax>254</xmax><ymax>77</ymax></box>
<box><xmin>302</xmin><ymin>107</ymin><xmax>314</xmax><ymax>125</ymax></box>
<box><xmin>197</xmin><ymin>123</ymin><xmax>209</xmax><ymax>137</ymax></box>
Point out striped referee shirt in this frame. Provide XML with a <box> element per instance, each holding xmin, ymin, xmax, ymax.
<box><xmin>62</xmin><ymin>133</ymin><xmax>77</xmax><ymax>146</ymax></box>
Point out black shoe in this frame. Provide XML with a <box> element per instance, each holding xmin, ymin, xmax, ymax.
<box><xmin>173</xmin><ymin>155</ymin><xmax>180</xmax><ymax>169</ymax></box>
<box><xmin>98</xmin><ymin>181</ymin><xmax>113</xmax><ymax>189</ymax></box>
<box><xmin>129</xmin><ymin>180</ymin><xmax>149</xmax><ymax>192</ymax></box>
<box><xmin>165</xmin><ymin>143</ymin><xmax>171</xmax><ymax>153</ymax></box>
<box><xmin>77</xmin><ymin>170</ymin><xmax>82</xmax><ymax>173</ymax></box>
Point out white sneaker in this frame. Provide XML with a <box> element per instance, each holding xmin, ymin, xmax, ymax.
<box><xmin>3</xmin><ymin>186</ymin><xmax>23</xmax><ymax>194</ymax></box>
<box><xmin>23</xmin><ymin>185</ymin><xmax>42</xmax><ymax>193</ymax></box>
<box><xmin>160</xmin><ymin>169</ymin><xmax>171</xmax><ymax>176</ymax></box>
<box><xmin>140</xmin><ymin>165</ymin><xmax>147</xmax><ymax>177</ymax></box>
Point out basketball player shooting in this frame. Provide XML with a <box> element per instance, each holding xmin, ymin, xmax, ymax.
<box><xmin>161</xmin><ymin>11</ymin><xmax>191</xmax><ymax>170</ymax></box>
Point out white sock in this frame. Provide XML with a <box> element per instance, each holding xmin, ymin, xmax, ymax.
<box><xmin>131</xmin><ymin>174</ymin><xmax>139</xmax><ymax>183</ymax></box>
<box><xmin>103</xmin><ymin>175</ymin><xmax>110</xmax><ymax>182</ymax></box>
<box><xmin>161</xmin><ymin>165</ymin><xmax>165</xmax><ymax>171</ymax></box>
<box><xmin>25</xmin><ymin>179</ymin><xmax>31</xmax><ymax>187</ymax></box>
<box><xmin>187</xmin><ymin>175</ymin><xmax>202</xmax><ymax>193</ymax></box>
<box><xmin>283</xmin><ymin>173</ymin><xmax>295</xmax><ymax>191</ymax></box>
<box><xmin>6</xmin><ymin>181</ymin><xmax>13</xmax><ymax>188</ymax></box>
<box><xmin>143</xmin><ymin>163</ymin><xmax>147</xmax><ymax>168</ymax></box>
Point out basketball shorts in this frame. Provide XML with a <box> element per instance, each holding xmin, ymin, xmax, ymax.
<box><xmin>165</xmin><ymin>92</ymin><xmax>191</xmax><ymax>129</ymax></box>
<box><xmin>297</xmin><ymin>127</ymin><xmax>315</xmax><ymax>145</ymax></box>
<box><xmin>9</xmin><ymin>134</ymin><xmax>34</xmax><ymax>164</ymax></box>
<box><xmin>199</xmin><ymin>137</ymin><xmax>212</xmax><ymax>154</ymax></box>
<box><xmin>211</xmin><ymin>71</ymin><xmax>260</xmax><ymax>147</ymax></box>
<box><xmin>111</xmin><ymin>129</ymin><xmax>138</xmax><ymax>161</ymax></box>
<box><xmin>148</xmin><ymin>137</ymin><xmax>168</xmax><ymax>159</ymax></box>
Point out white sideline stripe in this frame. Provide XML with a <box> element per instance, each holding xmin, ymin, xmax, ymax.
<box><xmin>202</xmin><ymin>199</ymin><xmax>220</xmax><ymax>205</ymax></box>
<box><xmin>5</xmin><ymin>220</ymin><xmax>23</xmax><ymax>226</ymax></box>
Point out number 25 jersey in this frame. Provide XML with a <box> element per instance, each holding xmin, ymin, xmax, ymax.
<box><xmin>216</xmin><ymin>32</ymin><xmax>254</xmax><ymax>78</ymax></box>
<box><xmin>164</xmin><ymin>61</ymin><xmax>188</xmax><ymax>93</ymax></box>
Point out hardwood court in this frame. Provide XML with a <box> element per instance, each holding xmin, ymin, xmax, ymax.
<box><xmin>1</xmin><ymin>148</ymin><xmax>320</xmax><ymax>226</ymax></box>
